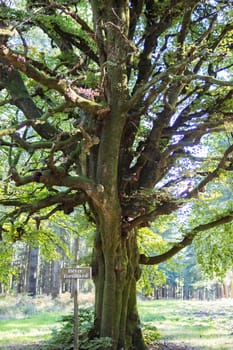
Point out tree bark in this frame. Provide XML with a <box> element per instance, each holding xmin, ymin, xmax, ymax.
<box><xmin>92</xmin><ymin>221</ymin><xmax>147</xmax><ymax>350</ymax></box>
<box><xmin>51</xmin><ymin>259</ymin><xmax>61</xmax><ymax>299</ymax></box>
<box><xmin>41</xmin><ymin>261</ymin><xmax>51</xmax><ymax>295</ymax></box>
<box><xmin>26</xmin><ymin>247</ymin><xmax>39</xmax><ymax>297</ymax></box>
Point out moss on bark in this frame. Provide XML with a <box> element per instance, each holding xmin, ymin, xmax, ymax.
<box><xmin>92</xmin><ymin>223</ymin><xmax>147</xmax><ymax>350</ymax></box>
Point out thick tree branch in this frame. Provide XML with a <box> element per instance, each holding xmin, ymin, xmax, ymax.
<box><xmin>11</xmin><ymin>133</ymin><xmax>52</xmax><ymax>152</ymax></box>
<box><xmin>11</xmin><ymin>167</ymin><xmax>104</xmax><ymax>206</ymax></box>
<box><xmin>183</xmin><ymin>144</ymin><xmax>233</xmax><ymax>198</ymax></box>
<box><xmin>128</xmin><ymin>0</ymin><xmax>144</xmax><ymax>41</ymax></box>
<box><xmin>122</xmin><ymin>200</ymin><xmax>181</xmax><ymax>232</ymax></box>
<box><xmin>42</xmin><ymin>3</ymin><xmax>96</xmax><ymax>42</ymax></box>
<box><xmin>52</xmin><ymin>23</ymin><xmax>98</xmax><ymax>63</ymax></box>
<box><xmin>0</xmin><ymin>191</ymin><xmax>87</xmax><ymax>224</ymax></box>
<box><xmin>128</xmin><ymin>50</ymin><xmax>208</xmax><ymax>110</ymax></box>
<box><xmin>177</xmin><ymin>74</ymin><xmax>233</xmax><ymax>87</ymax></box>
<box><xmin>122</xmin><ymin>140</ymin><xmax>233</xmax><ymax>230</ymax></box>
<box><xmin>0</xmin><ymin>59</ymin><xmax>58</xmax><ymax>140</ymax></box>
<box><xmin>0</xmin><ymin>45</ymin><xmax>103</xmax><ymax>116</ymax></box>
<box><xmin>140</xmin><ymin>212</ymin><xmax>233</xmax><ymax>265</ymax></box>
<box><xmin>135</xmin><ymin>0</ymin><xmax>193</xmax><ymax>85</ymax></box>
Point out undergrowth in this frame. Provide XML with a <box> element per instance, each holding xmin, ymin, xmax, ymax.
<box><xmin>43</xmin><ymin>306</ymin><xmax>112</xmax><ymax>350</ymax></box>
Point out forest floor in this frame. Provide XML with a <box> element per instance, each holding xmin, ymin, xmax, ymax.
<box><xmin>0</xmin><ymin>343</ymin><xmax>200</xmax><ymax>350</ymax></box>
<box><xmin>151</xmin><ymin>343</ymin><xmax>201</xmax><ymax>349</ymax></box>
<box><xmin>0</xmin><ymin>345</ymin><xmax>199</xmax><ymax>350</ymax></box>
<box><xmin>0</xmin><ymin>295</ymin><xmax>233</xmax><ymax>350</ymax></box>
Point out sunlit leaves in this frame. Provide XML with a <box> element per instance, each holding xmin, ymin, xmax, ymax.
<box><xmin>137</xmin><ymin>228</ymin><xmax>167</xmax><ymax>294</ymax></box>
<box><xmin>194</xmin><ymin>222</ymin><xmax>233</xmax><ymax>279</ymax></box>
<box><xmin>0</xmin><ymin>241</ymin><xmax>16</xmax><ymax>286</ymax></box>
<box><xmin>0</xmin><ymin>200</ymin><xmax>95</xmax><ymax>285</ymax></box>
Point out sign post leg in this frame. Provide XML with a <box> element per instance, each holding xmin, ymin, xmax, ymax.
<box><xmin>73</xmin><ymin>278</ymin><xmax>79</xmax><ymax>350</ymax></box>
<box><xmin>62</xmin><ymin>267</ymin><xmax>92</xmax><ymax>349</ymax></box>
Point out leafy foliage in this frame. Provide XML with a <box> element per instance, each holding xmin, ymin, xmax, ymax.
<box><xmin>137</xmin><ymin>228</ymin><xmax>167</xmax><ymax>294</ymax></box>
<box><xmin>141</xmin><ymin>323</ymin><xmax>161</xmax><ymax>345</ymax></box>
<box><xmin>44</xmin><ymin>307</ymin><xmax>112</xmax><ymax>350</ymax></box>
<box><xmin>194</xmin><ymin>222</ymin><xmax>233</xmax><ymax>279</ymax></box>
<box><xmin>0</xmin><ymin>241</ymin><xmax>15</xmax><ymax>286</ymax></box>
<box><xmin>1</xmin><ymin>0</ymin><xmax>233</xmax><ymax>347</ymax></box>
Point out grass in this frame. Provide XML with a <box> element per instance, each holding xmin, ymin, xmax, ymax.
<box><xmin>0</xmin><ymin>294</ymin><xmax>73</xmax><ymax>347</ymax></box>
<box><xmin>0</xmin><ymin>312</ymin><xmax>60</xmax><ymax>346</ymax></box>
<box><xmin>138</xmin><ymin>298</ymin><xmax>233</xmax><ymax>349</ymax></box>
<box><xmin>0</xmin><ymin>295</ymin><xmax>233</xmax><ymax>349</ymax></box>
<box><xmin>0</xmin><ymin>293</ymin><xmax>90</xmax><ymax>348</ymax></box>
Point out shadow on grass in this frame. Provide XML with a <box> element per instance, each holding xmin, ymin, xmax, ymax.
<box><xmin>138</xmin><ymin>298</ymin><xmax>233</xmax><ymax>350</ymax></box>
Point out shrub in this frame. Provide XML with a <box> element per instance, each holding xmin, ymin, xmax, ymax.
<box><xmin>80</xmin><ymin>336</ymin><xmax>112</xmax><ymax>349</ymax></box>
<box><xmin>43</xmin><ymin>306</ymin><xmax>112</xmax><ymax>350</ymax></box>
<box><xmin>142</xmin><ymin>322</ymin><xmax>161</xmax><ymax>345</ymax></box>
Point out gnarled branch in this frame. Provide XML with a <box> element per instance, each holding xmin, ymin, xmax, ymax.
<box><xmin>140</xmin><ymin>212</ymin><xmax>233</xmax><ymax>265</ymax></box>
<box><xmin>0</xmin><ymin>45</ymin><xmax>103</xmax><ymax>116</ymax></box>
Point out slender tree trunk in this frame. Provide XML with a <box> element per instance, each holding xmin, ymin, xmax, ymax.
<box><xmin>17</xmin><ymin>246</ymin><xmax>28</xmax><ymax>293</ymax></box>
<box><xmin>223</xmin><ymin>282</ymin><xmax>228</xmax><ymax>298</ymax></box>
<box><xmin>51</xmin><ymin>260</ymin><xmax>61</xmax><ymax>299</ymax></box>
<box><xmin>26</xmin><ymin>247</ymin><xmax>39</xmax><ymax>297</ymax></box>
<box><xmin>41</xmin><ymin>261</ymin><xmax>51</xmax><ymax>295</ymax></box>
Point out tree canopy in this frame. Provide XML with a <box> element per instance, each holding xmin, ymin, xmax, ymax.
<box><xmin>0</xmin><ymin>0</ymin><xmax>233</xmax><ymax>349</ymax></box>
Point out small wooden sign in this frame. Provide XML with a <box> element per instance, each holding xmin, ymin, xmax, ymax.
<box><xmin>62</xmin><ymin>266</ymin><xmax>92</xmax><ymax>350</ymax></box>
<box><xmin>63</xmin><ymin>266</ymin><xmax>92</xmax><ymax>280</ymax></box>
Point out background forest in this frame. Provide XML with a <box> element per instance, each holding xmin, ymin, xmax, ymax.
<box><xmin>1</xmin><ymin>208</ymin><xmax>233</xmax><ymax>301</ymax></box>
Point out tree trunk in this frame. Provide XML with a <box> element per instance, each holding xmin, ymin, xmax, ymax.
<box><xmin>41</xmin><ymin>261</ymin><xmax>51</xmax><ymax>295</ymax></box>
<box><xmin>26</xmin><ymin>247</ymin><xmax>39</xmax><ymax>297</ymax></box>
<box><xmin>223</xmin><ymin>282</ymin><xmax>228</xmax><ymax>298</ymax></box>
<box><xmin>17</xmin><ymin>245</ymin><xmax>28</xmax><ymax>293</ymax></box>
<box><xmin>92</xmin><ymin>222</ymin><xmax>147</xmax><ymax>350</ymax></box>
<box><xmin>51</xmin><ymin>259</ymin><xmax>61</xmax><ymax>299</ymax></box>
<box><xmin>230</xmin><ymin>279</ymin><xmax>233</xmax><ymax>298</ymax></box>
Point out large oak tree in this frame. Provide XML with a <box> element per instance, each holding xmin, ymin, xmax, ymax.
<box><xmin>1</xmin><ymin>1</ymin><xmax>233</xmax><ymax>349</ymax></box>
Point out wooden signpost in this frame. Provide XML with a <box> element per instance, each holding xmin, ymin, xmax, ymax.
<box><xmin>63</xmin><ymin>267</ymin><xmax>92</xmax><ymax>350</ymax></box>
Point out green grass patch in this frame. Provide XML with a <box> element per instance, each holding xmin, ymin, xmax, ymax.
<box><xmin>138</xmin><ymin>298</ymin><xmax>233</xmax><ymax>349</ymax></box>
<box><xmin>0</xmin><ymin>312</ymin><xmax>61</xmax><ymax>345</ymax></box>
<box><xmin>0</xmin><ymin>296</ymin><xmax>233</xmax><ymax>349</ymax></box>
<box><xmin>0</xmin><ymin>294</ymin><xmax>75</xmax><ymax>347</ymax></box>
